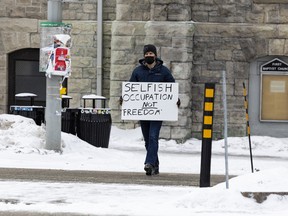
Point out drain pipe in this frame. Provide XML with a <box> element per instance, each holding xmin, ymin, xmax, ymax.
<box><xmin>96</xmin><ymin>0</ymin><xmax>103</xmax><ymax>105</ymax></box>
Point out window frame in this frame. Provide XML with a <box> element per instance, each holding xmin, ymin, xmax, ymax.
<box><xmin>260</xmin><ymin>72</ymin><xmax>288</xmax><ymax>122</ymax></box>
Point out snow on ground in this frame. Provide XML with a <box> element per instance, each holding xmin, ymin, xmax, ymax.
<box><xmin>0</xmin><ymin>114</ymin><xmax>287</xmax><ymax>215</ymax></box>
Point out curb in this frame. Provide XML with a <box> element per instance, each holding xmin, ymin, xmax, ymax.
<box><xmin>241</xmin><ymin>192</ymin><xmax>288</xmax><ymax>203</ymax></box>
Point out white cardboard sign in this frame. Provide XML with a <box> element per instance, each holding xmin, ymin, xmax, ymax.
<box><xmin>121</xmin><ymin>82</ymin><xmax>179</xmax><ymax>121</ymax></box>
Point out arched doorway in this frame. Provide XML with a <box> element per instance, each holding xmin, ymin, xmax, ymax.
<box><xmin>8</xmin><ymin>48</ymin><xmax>46</xmax><ymax>109</ymax></box>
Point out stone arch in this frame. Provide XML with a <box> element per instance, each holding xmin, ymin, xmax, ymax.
<box><xmin>0</xmin><ymin>18</ymin><xmax>39</xmax><ymax>113</ymax></box>
<box><xmin>237</xmin><ymin>34</ymin><xmax>288</xmax><ymax>137</ymax></box>
<box><xmin>239</xmin><ymin>38</ymin><xmax>269</xmax><ymax>62</ymax></box>
<box><xmin>240</xmin><ymin>37</ymin><xmax>288</xmax><ymax>63</ymax></box>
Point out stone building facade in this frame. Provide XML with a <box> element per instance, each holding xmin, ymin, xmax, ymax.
<box><xmin>1</xmin><ymin>0</ymin><xmax>288</xmax><ymax>141</ymax></box>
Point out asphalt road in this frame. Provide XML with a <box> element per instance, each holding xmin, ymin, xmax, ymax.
<box><xmin>0</xmin><ymin>168</ymin><xmax>233</xmax><ymax>216</ymax></box>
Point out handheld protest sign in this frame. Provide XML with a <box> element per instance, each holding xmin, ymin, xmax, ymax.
<box><xmin>121</xmin><ymin>82</ymin><xmax>179</xmax><ymax>121</ymax></box>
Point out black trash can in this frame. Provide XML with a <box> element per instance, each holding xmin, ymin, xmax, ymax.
<box><xmin>10</xmin><ymin>93</ymin><xmax>45</xmax><ymax>126</ymax></box>
<box><xmin>10</xmin><ymin>106</ymin><xmax>45</xmax><ymax>126</ymax></box>
<box><xmin>61</xmin><ymin>108</ymin><xmax>78</xmax><ymax>135</ymax></box>
<box><xmin>61</xmin><ymin>95</ymin><xmax>78</xmax><ymax>135</ymax></box>
<box><xmin>76</xmin><ymin>95</ymin><xmax>112</xmax><ymax>148</ymax></box>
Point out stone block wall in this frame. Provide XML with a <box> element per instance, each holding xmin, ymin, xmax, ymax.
<box><xmin>116</xmin><ymin>0</ymin><xmax>192</xmax><ymax>21</ymax></box>
<box><xmin>0</xmin><ymin>0</ymin><xmax>116</xmax><ymax>21</ymax></box>
<box><xmin>62</xmin><ymin>0</ymin><xmax>116</xmax><ymax>21</ymax></box>
<box><xmin>0</xmin><ymin>0</ymin><xmax>116</xmax><ymax>111</ymax></box>
<box><xmin>109</xmin><ymin>21</ymin><xmax>194</xmax><ymax>140</ymax></box>
<box><xmin>192</xmin><ymin>0</ymin><xmax>288</xmax><ymax>24</ymax></box>
<box><xmin>109</xmin><ymin>0</ymin><xmax>195</xmax><ymax>140</ymax></box>
<box><xmin>190</xmin><ymin>0</ymin><xmax>288</xmax><ymax>138</ymax></box>
<box><xmin>67</xmin><ymin>21</ymin><xmax>112</xmax><ymax>108</ymax></box>
<box><xmin>0</xmin><ymin>18</ymin><xmax>39</xmax><ymax>113</ymax></box>
<box><xmin>191</xmin><ymin>22</ymin><xmax>288</xmax><ymax>138</ymax></box>
<box><xmin>0</xmin><ymin>0</ymin><xmax>47</xmax><ymax>19</ymax></box>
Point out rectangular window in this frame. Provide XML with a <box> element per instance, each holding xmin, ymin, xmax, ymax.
<box><xmin>261</xmin><ymin>74</ymin><xmax>288</xmax><ymax>121</ymax></box>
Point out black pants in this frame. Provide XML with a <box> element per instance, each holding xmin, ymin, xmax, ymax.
<box><xmin>140</xmin><ymin>120</ymin><xmax>162</xmax><ymax>167</ymax></box>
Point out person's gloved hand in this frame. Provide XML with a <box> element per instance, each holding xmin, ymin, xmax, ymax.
<box><xmin>177</xmin><ymin>98</ymin><xmax>181</xmax><ymax>108</ymax></box>
<box><xmin>119</xmin><ymin>96</ymin><xmax>123</xmax><ymax>106</ymax></box>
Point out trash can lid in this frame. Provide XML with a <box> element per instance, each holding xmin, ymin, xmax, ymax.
<box><xmin>15</xmin><ymin>93</ymin><xmax>37</xmax><ymax>97</ymax></box>
<box><xmin>82</xmin><ymin>94</ymin><xmax>106</xmax><ymax>100</ymax></box>
<box><xmin>62</xmin><ymin>95</ymin><xmax>72</xmax><ymax>99</ymax></box>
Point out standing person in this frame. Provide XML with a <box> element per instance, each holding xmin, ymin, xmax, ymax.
<box><xmin>128</xmin><ymin>44</ymin><xmax>180</xmax><ymax>176</ymax></box>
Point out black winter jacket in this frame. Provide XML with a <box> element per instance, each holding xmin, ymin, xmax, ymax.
<box><xmin>129</xmin><ymin>58</ymin><xmax>175</xmax><ymax>83</ymax></box>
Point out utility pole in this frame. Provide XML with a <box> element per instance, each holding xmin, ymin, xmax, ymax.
<box><xmin>45</xmin><ymin>0</ymin><xmax>62</xmax><ymax>152</ymax></box>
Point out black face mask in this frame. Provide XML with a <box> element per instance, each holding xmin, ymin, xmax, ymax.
<box><xmin>145</xmin><ymin>56</ymin><xmax>155</xmax><ymax>65</ymax></box>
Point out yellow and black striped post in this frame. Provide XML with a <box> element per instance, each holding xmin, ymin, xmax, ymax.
<box><xmin>243</xmin><ymin>82</ymin><xmax>254</xmax><ymax>173</ymax></box>
<box><xmin>200</xmin><ymin>83</ymin><xmax>216</xmax><ymax>187</ymax></box>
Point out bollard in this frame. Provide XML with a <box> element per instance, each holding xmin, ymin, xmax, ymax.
<box><xmin>200</xmin><ymin>83</ymin><xmax>216</xmax><ymax>187</ymax></box>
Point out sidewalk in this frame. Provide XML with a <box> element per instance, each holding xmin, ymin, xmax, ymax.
<box><xmin>0</xmin><ymin>167</ymin><xmax>232</xmax><ymax>186</ymax></box>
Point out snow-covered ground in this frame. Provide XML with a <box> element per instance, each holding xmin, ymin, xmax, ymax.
<box><xmin>0</xmin><ymin>114</ymin><xmax>287</xmax><ymax>215</ymax></box>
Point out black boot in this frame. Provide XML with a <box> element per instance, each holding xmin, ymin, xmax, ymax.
<box><xmin>154</xmin><ymin>166</ymin><xmax>159</xmax><ymax>175</ymax></box>
<box><xmin>144</xmin><ymin>164</ymin><xmax>156</xmax><ymax>176</ymax></box>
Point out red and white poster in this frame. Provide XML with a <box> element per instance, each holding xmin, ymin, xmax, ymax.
<box><xmin>45</xmin><ymin>34</ymin><xmax>71</xmax><ymax>77</ymax></box>
<box><xmin>39</xmin><ymin>22</ymin><xmax>72</xmax><ymax>77</ymax></box>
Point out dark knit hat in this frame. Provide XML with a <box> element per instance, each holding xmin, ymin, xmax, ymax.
<box><xmin>143</xmin><ymin>44</ymin><xmax>157</xmax><ymax>56</ymax></box>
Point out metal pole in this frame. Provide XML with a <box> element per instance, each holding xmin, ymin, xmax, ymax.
<box><xmin>96</xmin><ymin>0</ymin><xmax>103</xmax><ymax>107</ymax></box>
<box><xmin>46</xmin><ymin>0</ymin><xmax>62</xmax><ymax>152</ymax></box>
<box><xmin>243</xmin><ymin>82</ymin><xmax>254</xmax><ymax>173</ymax></box>
<box><xmin>48</xmin><ymin>0</ymin><xmax>62</xmax><ymax>22</ymax></box>
<box><xmin>222</xmin><ymin>70</ymin><xmax>229</xmax><ymax>189</ymax></box>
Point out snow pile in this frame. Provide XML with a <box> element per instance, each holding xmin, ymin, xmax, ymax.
<box><xmin>0</xmin><ymin>114</ymin><xmax>46</xmax><ymax>153</ymax></box>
